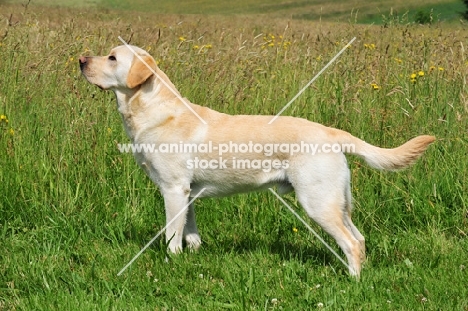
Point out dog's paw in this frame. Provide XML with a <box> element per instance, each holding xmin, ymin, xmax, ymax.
<box><xmin>185</xmin><ymin>233</ymin><xmax>202</xmax><ymax>251</ymax></box>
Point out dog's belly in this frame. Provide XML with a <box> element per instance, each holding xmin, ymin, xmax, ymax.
<box><xmin>189</xmin><ymin>168</ymin><xmax>292</xmax><ymax>198</ymax></box>
<box><xmin>190</xmin><ymin>181</ymin><xmax>278</xmax><ymax>197</ymax></box>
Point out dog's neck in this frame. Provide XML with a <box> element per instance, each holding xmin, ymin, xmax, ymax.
<box><xmin>113</xmin><ymin>76</ymin><xmax>188</xmax><ymax>142</ymax></box>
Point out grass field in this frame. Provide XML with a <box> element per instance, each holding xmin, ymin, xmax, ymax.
<box><xmin>1</xmin><ymin>2</ymin><xmax>468</xmax><ymax>310</ymax></box>
<box><xmin>3</xmin><ymin>0</ymin><xmax>466</xmax><ymax>24</ymax></box>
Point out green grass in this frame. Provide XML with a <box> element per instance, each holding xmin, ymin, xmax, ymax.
<box><xmin>171</xmin><ymin>0</ymin><xmax>465</xmax><ymax>25</ymax></box>
<box><xmin>4</xmin><ymin>0</ymin><xmax>466</xmax><ymax>24</ymax></box>
<box><xmin>356</xmin><ymin>1</ymin><xmax>466</xmax><ymax>24</ymax></box>
<box><xmin>1</xmin><ymin>3</ymin><xmax>468</xmax><ymax>310</ymax></box>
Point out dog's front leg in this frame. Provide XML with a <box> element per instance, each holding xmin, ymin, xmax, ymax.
<box><xmin>162</xmin><ymin>185</ymin><xmax>191</xmax><ymax>253</ymax></box>
<box><xmin>183</xmin><ymin>202</ymin><xmax>202</xmax><ymax>251</ymax></box>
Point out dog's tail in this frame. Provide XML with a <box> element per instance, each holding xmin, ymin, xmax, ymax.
<box><xmin>336</xmin><ymin>131</ymin><xmax>435</xmax><ymax>170</ymax></box>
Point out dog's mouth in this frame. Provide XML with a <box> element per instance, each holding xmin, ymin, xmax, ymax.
<box><xmin>79</xmin><ymin>71</ymin><xmax>106</xmax><ymax>91</ymax></box>
<box><xmin>80</xmin><ymin>74</ymin><xmax>105</xmax><ymax>90</ymax></box>
<box><xmin>79</xmin><ymin>62</ymin><xmax>86</xmax><ymax>72</ymax></box>
<box><xmin>79</xmin><ymin>56</ymin><xmax>101</xmax><ymax>89</ymax></box>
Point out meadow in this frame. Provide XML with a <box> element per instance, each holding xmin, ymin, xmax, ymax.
<box><xmin>6</xmin><ymin>0</ymin><xmax>464</xmax><ymax>24</ymax></box>
<box><xmin>0</xmin><ymin>2</ymin><xmax>468</xmax><ymax>310</ymax></box>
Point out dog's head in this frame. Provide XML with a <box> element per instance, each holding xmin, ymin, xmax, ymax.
<box><xmin>79</xmin><ymin>45</ymin><xmax>157</xmax><ymax>91</ymax></box>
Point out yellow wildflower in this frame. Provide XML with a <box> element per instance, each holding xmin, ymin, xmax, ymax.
<box><xmin>410</xmin><ymin>73</ymin><xmax>417</xmax><ymax>79</ymax></box>
<box><xmin>371</xmin><ymin>83</ymin><xmax>380</xmax><ymax>90</ymax></box>
<box><xmin>178</xmin><ymin>36</ymin><xmax>186</xmax><ymax>42</ymax></box>
<box><xmin>293</xmin><ymin>227</ymin><xmax>298</xmax><ymax>233</ymax></box>
<box><xmin>418</xmin><ymin>71</ymin><xmax>425</xmax><ymax>77</ymax></box>
<box><xmin>65</xmin><ymin>56</ymin><xmax>75</xmax><ymax>67</ymax></box>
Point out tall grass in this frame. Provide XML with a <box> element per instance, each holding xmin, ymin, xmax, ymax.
<box><xmin>0</xmin><ymin>4</ymin><xmax>467</xmax><ymax>310</ymax></box>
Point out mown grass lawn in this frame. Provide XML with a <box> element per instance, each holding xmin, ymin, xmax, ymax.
<box><xmin>0</xmin><ymin>3</ymin><xmax>467</xmax><ymax>310</ymax></box>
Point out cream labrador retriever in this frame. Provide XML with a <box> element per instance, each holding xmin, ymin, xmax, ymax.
<box><xmin>79</xmin><ymin>45</ymin><xmax>435</xmax><ymax>277</ymax></box>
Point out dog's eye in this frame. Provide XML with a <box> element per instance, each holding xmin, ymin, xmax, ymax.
<box><xmin>108</xmin><ymin>55</ymin><xmax>117</xmax><ymax>61</ymax></box>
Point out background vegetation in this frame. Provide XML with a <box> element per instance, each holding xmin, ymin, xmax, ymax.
<box><xmin>2</xmin><ymin>0</ymin><xmax>466</xmax><ymax>24</ymax></box>
<box><xmin>0</xmin><ymin>1</ymin><xmax>467</xmax><ymax>310</ymax></box>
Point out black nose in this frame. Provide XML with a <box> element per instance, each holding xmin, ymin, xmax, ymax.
<box><xmin>79</xmin><ymin>56</ymin><xmax>87</xmax><ymax>70</ymax></box>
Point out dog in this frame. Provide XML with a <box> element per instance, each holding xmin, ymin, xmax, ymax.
<box><xmin>79</xmin><ymin>45</ymin><xmax>435</xmax><ymax>277</ymax></box>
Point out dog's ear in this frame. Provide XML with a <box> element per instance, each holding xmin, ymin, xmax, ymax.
<box><xmin>127</xmin><ymin>55</ymin><xmax>157</xmax><ymax>89</ymax></box>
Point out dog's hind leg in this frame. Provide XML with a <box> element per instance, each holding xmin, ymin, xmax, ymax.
<box><xmin>183</xmin><ymin>202</ymin><xmax>202</xmax><ymax>251</ymax></box>
<box><xmin>343</xmin><ymin>181</ymin><xmax>366</xmax><ymax>264</ymax></box>
<box><xmin>297</xmin><ymin>192</ymin><xmax>362</xmax><ymax>277</ymax></box>
<box><xmin>290</xmin><ymin>155</ymin><xmax>362</xmax><ymax>277</ymax></box>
